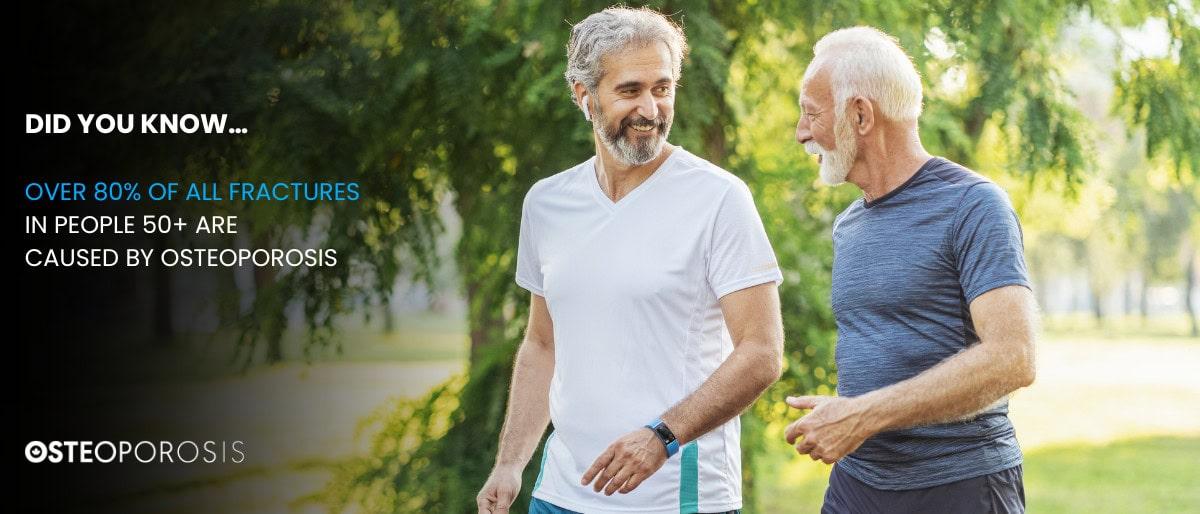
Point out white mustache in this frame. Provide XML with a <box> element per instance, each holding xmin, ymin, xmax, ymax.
<box><xmin>804</xmin><ymin>141</ymin><xmax>825</xmax><ymax>156</ymax></box>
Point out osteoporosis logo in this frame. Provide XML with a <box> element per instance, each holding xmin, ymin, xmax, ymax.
<box><xmin>25</xmin><ymin>440</ymin><xmax>245</xmax><ymax>464</ymax></box>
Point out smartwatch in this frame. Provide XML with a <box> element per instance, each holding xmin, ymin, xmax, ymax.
<box><xmin>644</xmin><ymin>418</ymin><xmax>679</xmax><ymax>458</ymax></box>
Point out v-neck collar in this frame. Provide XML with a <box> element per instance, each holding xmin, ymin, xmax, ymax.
<box><xmin>862</xmin><ymin>156</ymin><xmax>940</xmax><ymax>209</ymax></box>
<box><xmin>589</xmin><ymin>145</ymin><xmax>681</xmax><ymax>212</ymax></box>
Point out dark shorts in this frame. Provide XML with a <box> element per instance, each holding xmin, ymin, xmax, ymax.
<box><xmin>821</xmin><ymin>462</ymin><xmax>1025</xmax><ymax>514</ymax></box>
<box><xmin>529</xmin><ymin>497</ymin><xmax>741</xmax><ymax>514</ymax></box>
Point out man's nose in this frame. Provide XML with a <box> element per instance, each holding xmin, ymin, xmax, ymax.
<box><xmin>636</xmin><ymin>91</ymin><xmax>659</xmax><ymax>120</ymax></box>
<box><xmin>796</xmin><ymin>117</ymin><xmax>812</xmax><ymax>144</ymax></box>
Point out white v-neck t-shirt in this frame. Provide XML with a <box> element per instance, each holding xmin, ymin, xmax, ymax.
<box><xmin>516</xmin><ymin>145</ymin><xmax>783</xmax><ymax>514</ymax></box>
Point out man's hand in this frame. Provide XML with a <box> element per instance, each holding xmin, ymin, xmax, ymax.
<box><xmin>784</xmin><ymin>395</ymin><xmax>876</xmax><ymax>464</ymax></box>
<box><xmin>581</xmin><ymin>428</ymin><xmax>668</xmax><ymax>495</ymax></box>
<box><xmin>476</xmin><ymin>464</ymin><xmax>522</xmax><ymax>514</ymax></box>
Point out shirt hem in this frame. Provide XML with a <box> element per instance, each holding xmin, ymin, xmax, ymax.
<box><xmin>515</xmin><ymin>275</ymin><xmax>545</xmax><ymax>297</ymax></box>
<box><xmin>837</xmin><ymin>453</ymin><xmax>1024</xmax><ymax>491</ymax></box>
<box><xmin>713</xmin><ymin>270</ymin><xmax>783</xmax><ymax>299</ymax></box>
<box><xmin>964</xmin><ymin>277</ymin><xmax>1031</xmax><ymax>305</ymax></box>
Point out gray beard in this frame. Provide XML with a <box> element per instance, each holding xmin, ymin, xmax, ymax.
<box><xmin>594</xmin><ymin>104</ymin><xmax>671</xmax><ymax>166</ymax></box>
<box><xmin>815</xmin><ymin>112</ymin><xmax>858</xmax><ymax>186</ymax></box>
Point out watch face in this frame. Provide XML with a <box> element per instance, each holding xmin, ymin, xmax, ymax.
<box><xmin>654</xmin><ymin>424</ymin><xmax>675</xmax><ymax>443</ymax></box>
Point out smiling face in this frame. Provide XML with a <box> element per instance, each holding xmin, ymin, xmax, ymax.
<box><xmin>582</xmin><ymin>41</ymin><xmax>676</xmax><ymax>166</ymax></box>
<box><xmin>796</xmin><ymin>65</ymin><xmax>858</xmax><ymax>185</ymax></box>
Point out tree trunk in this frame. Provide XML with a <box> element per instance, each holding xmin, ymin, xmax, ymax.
<box><xmin>153</xmin><ymin>234</ymin><xmax>173</xmax><ymax>345</ymax></box>
<box><xmin>466</xmin><ymin>278</ymin><xmax>506</xmax><ymax>363</ymax></box>
<box><xmin>1140</xmin><ymin>270</ymin><xmax>1150</xmax><ymax>322</ymax></box>
<box><xmin>254</xmin><ymin>263</ymin><xmax>284</xmax><ymax>363</ymax></box>
<box><xmin>1186</xmin><ymin>248</ymin><xmax>1198</xmax><ymax>338</ymax></box>
<box><xmin>383</xmin><ymin>303</ymin><xmax>395</xmax><ymax>334</ymax></box>
<box><xmin>1123</xmin><ymin>274</ymin><xmax>1135</xmax><ymax>316</ymax></box>
<box><xmin>216</xmin><ymin>267</ymin><xmax>240</xmax><ymax>325</ymax></box>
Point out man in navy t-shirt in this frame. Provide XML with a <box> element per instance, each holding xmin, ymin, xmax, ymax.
<box><xmin>784</xmin><ymin>27</ymin><xmax>1039</xmax><ymax>513</ymax></box>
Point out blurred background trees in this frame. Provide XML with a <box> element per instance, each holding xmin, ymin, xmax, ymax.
<box><xmin>101</xmin><ymin>0</ymin><xmax>1197</xmax><ymax>511</ymax></box>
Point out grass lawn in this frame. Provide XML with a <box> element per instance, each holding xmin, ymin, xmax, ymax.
<box><xmin>754</xmin><ymin>436</ymin><xmax>1200</xmax><ymax>514</ymax></box>
<box><xmin>1025</xmin><ymin>436</ymin><xmax>1200</xmax><ymax>513</ymax></box>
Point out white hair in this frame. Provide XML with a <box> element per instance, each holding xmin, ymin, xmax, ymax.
<box><xmin>564</xmin><ymin>7</ymin><xmax>688</xmax><ymax>96</ymax></box>
<box><xmin>804</xmin><ymin>26</ymin><xmax>923</xmax><ymax>122</ymax></box>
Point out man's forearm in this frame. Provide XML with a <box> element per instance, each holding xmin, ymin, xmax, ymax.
<box><xmin>661</xmin><ymin>341</ymin><xmax>781</xmax><ymax>445</ymax></box>
<box><xmin>859</xmin><ymin>338</ymin><xmax>1035</xmax><ymax>434</ymax></box>
<box><xmin>494</xmin><ymin>339</ymin><xmax>554</xmax><ymax>469</ymax></box>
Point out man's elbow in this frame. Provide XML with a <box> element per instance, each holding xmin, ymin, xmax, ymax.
<box><xmin>1013</xmin><ymin>340</ymin><xmax>1037</xmax><ymax>388</ymax></box>
<box><xmin>518</xmin><ymin>332</ymin><xmax>554</xmax><ymax>361</ymax></box>
<box><xmin>763</xmin><ymin>353</ymin><xmax>784</xmax><ymax>388</ymax></box>
<box><xmin>748</xmin><ymin>341</ymin><xmax>784</xmax><ymax>390</ymax></box>
<box><xmin>1018</xmin><ymin>358</ymin><xmax>1036</xmax><ymax>388</ymax></box>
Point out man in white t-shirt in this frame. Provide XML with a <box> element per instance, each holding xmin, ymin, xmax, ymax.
<box><xmin>476</xmin><ymin>7</ymin><xmax>785</xmax><ymax>514</ymax></box>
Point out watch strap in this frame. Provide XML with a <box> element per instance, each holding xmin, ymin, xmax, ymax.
<box><xmin>644</xmin><ymin>418</ymin><xmax>679</xmax><ymax>458</ymax></box>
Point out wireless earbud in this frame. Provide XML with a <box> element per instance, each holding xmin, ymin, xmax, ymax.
<box><xmin>581</xmin><ymin>94</ymin><xmax>592</xmax><ymax>121</ymax></box>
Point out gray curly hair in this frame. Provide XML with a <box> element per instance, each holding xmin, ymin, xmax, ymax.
<box><xmin>564</xmin><ymin>6</ymin><xmax>688</xmax><ymax>99</ymax></box>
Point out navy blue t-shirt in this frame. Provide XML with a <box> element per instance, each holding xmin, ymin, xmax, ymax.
<box><xmin>830</xmin><ymin>157</ymin><xmax>1031</xmax><ymax>490</ymax></box>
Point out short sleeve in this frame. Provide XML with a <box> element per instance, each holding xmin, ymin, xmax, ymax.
<box><xmin>952</xmin><ymin>183</ymin><xmax>1032</xmax><ymax>304</ymax></box>
<box><xmin>515</xmin><ymin>190</ymin><xmax>545</xmax><ymax>296</ymax></box>
<box><xmin>707</xmin><ymin>181</ymin><xmax>784</xmax><ymax>298</ymax></box>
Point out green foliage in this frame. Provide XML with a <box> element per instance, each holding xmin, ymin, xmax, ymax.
<box><xmin>1112</xmin><ymin>0</ymin><xmax>1200</xmax><ymax>179</ymax></box>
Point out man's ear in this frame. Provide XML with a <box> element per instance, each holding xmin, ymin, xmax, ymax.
<box><xmin>852</xmin><ymin>96</ymin><xmax>875</xmax><ymax>135</ymax></box>
<box><xmin>572</xmin><ymin>82</ymin><xmax>591</xmax><ymax>121</ymax></box>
